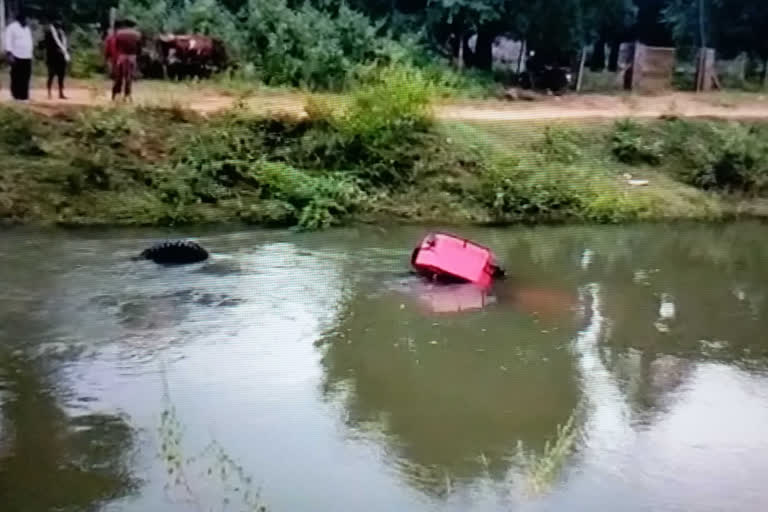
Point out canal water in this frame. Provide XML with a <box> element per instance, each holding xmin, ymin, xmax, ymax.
<box><xmin>1</xmin><ymin>223</ymin><xmax>767</xmax><ymax>512</ymax></box>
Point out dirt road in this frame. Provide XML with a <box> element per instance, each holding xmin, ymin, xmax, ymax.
<box><xmin>4</xmin><ymin>83</ymin><xmax>768</xmax><ymax>122</ymax></box>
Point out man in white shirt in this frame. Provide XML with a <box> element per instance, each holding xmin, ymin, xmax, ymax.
<box><xmin>4</xmin><ymin>10</ymin><xmax>34</xmax><ymax>101</ymax></box>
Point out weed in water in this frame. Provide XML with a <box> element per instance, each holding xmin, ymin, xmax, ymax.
<box><xmin>159</xmin><ymin>374</ymin><xmax>268</xmax><ymax>512</ymax></box>
<box><xmin>516</xmin><ymin>412</ymin><xmax>581</xmax><ymax>496</ymax></box>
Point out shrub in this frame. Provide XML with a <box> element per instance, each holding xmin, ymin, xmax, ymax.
<box><xmin>673</xmin><ymin>123</ymin><xmax>768</xmax><ymax>194</ymax></box>
<box><xmin>68</xmin><ymin>26</ymin><xmax>106</xmax><ymax>78</ymax></box>
<box><xmin>334</xmin><ymin>64</ymin><xmax>434</xmax><ymax>144</ymax></box>
<box><xmin>533</xmin><ymin>126</ymin><xmax>585</xmax><ymax>164</ymax></box>
<box><xmin>119</xmin><ymin>0</ymin><xmax>243</xmax><ymax>57</ymax></box>
<box><xmin>477</xmin><ymin>168</ymin><xmax>585</xmax><ymax>223</ymax></box>
<box><xmin>240</xmin><ymin>0</ymin><xmax>387</xmax><ymax>89</ymax></box>
<box><xmin>0</xmin><ymin>108</ymin><xmax>46</xmax><ymax>156</ymax></box>
<box><xmin>611</xmin><ymin>119</ymin><xmax>664</xmax><ymax>165</ymax></box>
<box><xmin>239</xmin><ymin>199</ymin><xmax>297</xmax><ymax>226</ymax></box>
<box><xmin>160</xmin><ymin>116</ymin><xmax>367</xmax><ymax>229</ymax></box>
<box><xmin>71</xmin><ymin>109</ymin><xmax>140</xmax><ymax>146</ymax></box>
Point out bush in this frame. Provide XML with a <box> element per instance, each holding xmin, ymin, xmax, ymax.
<box><xmin>68</xmin><ymin>26</ymin><xmax>106</xmax><ymax>78</ymax></box>
<box><xmin>0</xmin><ymin>108</ymin><xmax>46</xmax><ymax>156</ymax></box>
<box><xmin>240</xmin><ymin>0</ymin><xmax>387</xmax><ymax>89</ymax></box>
<box><xmin>118</xmin><ymin>0</ymin><xmax>243</xmax><ymax>57</ymax></box>
<box><xmin>533</xmin><ymin>126</ymin><xmax>585</xmax><ymax>164</ymax></box>
<box><xmin>334</xmin><ymin>64</ymin><xmax>434</xmax><ymax>144</ymax></box>
<box><xmin>611</xmin><ymin>119</ymin><xmax>664</xmax><ymax>165</ymax></box>
<box><xmin>71</xmin><ymin>109</ymin><xmax>140</xmax><ymax>146</ymax></box>
<box><xmin>668</xmin><ymin>121</ymin><xmax>768</xmax><ymax>194</ymax></box>
<box><xmin>158</xmin><ymin>115</ymin><xmax>368</xmax><ymax>229</ymax></box>
<box><xmin>477</xmin><ymin>168</ymin><xmax>585</xmax><ymax>223</ymax></box>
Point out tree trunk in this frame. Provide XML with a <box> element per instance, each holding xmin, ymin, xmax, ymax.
<box><xmin>590</xmin><ymin>37</ymin><xmax>607</xmax><ymax>72</ymax></box>
<box><xmin>462</xmin><ymin>33</ymin><xmax>475</xmax><ymax>69</ymax></box>
<box><xmin>516</xmin><ymin>40</ymin><xmax>526</xmax><ymax>74</ymax></box>
<box><xmin>450</xmin><ymin>31</ymin><xmax>461</xmax><ymax>68</ymax></box>
<box><xmin>577</xmin><ymin>47</ymin><xmax>588</xmax><ymax>92</ymax></box>
<box><xmin>608</xmin><ymin>40</ymin><xmax>621</xmax><ymax>72</ymax></box>
<box><xmin>764</xmin><ymin>57</ymin><xmax>768</xmax><ymax>88</ymax></box>
<box><xmin>474</xmin><ymin>28</ymin><xmax>494</xmax><ymax>71</ymax></box>
<box><xmin>457</xmin><ymin>32</ymin><xmax>465</xmax><ymax>71</ymax></box>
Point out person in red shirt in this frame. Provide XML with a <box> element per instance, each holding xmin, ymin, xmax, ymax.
<box><xmin>104</xmin><ymin>31</ymin><xmax>118</xmax><ymax>76</ymax></box>
<box><xmin>106</xmin><ymin>19</ymin><xmax>142</xmax><ymax>101</ymax></box>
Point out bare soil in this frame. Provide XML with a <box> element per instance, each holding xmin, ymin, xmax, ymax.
<box><xmin>3</xmin><ymin>79</ymin><xmax>768</xmax><ymax>121</ymax></box>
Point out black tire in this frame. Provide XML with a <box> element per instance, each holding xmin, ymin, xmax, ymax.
<box><xmin>138</xmin><ymin>240</ymin><xmax>209</xmax><ymax>265</ymax></box>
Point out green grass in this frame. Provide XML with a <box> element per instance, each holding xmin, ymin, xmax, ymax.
<box><xmin>445</xmin><ymin>118</ymin><xmax>740</xmax><ymax>224</ymax></box>
<box><xmin>2</xmin><ymin>86</ymin><xmax>768</xmax><ymax>229</ymax></box>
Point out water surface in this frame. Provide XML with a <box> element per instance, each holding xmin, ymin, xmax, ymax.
<box><xmin>1</xmin><ymin>223</ymin><xmax>767</xmax><ymax>511</ymax></box>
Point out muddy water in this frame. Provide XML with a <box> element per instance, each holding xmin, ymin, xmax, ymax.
<box><xmin>1</xmin><ymin>223</ymin><xmax>768</xmax><ymax>512</ymax></box>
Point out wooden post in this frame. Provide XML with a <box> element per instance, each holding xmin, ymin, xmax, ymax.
<box><xmin>516</xmin><ymin>39</ymin><xmax>525</xmax><ymax>75</ymax></box>
<box><xmin>576</xmin><ymin>47</ymin><xmax>587</xmax><ymax>92</ymax></box>
<box><xmin>696</xmin><ymin>48</ymin><xmax>716</xmax><ymax>92</ymax></box>
<box><xmin>0</xmin><ymin>0</ymin><xmax>6</xmax><ymax>54</ymax></box>
<box><xmin>109</xmin><ymin>7</ymin><xmax>117</xmax><ymax>34</ymax></box>
<box><xmin>630</xmin><ymin>41</ymin><xmax>644</xmax><ymax>91</ymax></box>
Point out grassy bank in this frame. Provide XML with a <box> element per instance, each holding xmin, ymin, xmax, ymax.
<box><xmin>2</xmin><ymin>77</ymin><xmax>768</xmax><ymax>229</ymax></box>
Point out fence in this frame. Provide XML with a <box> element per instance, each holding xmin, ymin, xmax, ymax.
<box><xmin>630</xmin><ymin>43</ymin><xmax>676</xmax><ymax>93</ymax></box>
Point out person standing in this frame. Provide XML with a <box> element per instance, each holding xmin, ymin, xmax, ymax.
<box><xmin>44</xmin><ymin>20</ymin><xmax>70</xmax><ymax>100</ymax></box>
<box><xmin>4</xmin><ymin>10</ymin><xmax>33</xmax><ymax>101</ymax></box>
<box><xmin>109</xmin><ymin>19</ymin><xmax>142</xmax><ymax>101</ymax></box>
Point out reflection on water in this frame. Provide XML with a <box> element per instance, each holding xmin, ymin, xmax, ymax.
<box><xmin>0</xmin><ymin>354</ymin><xmax>137</xmax><ymax>512</ymax></box>
<box><xmin>1</xmin><ymin>223</ymin><xmax>768</xmax><ymax>511</ymax></box>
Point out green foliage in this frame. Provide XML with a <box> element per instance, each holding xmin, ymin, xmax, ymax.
<box><xmin>665</xmin><ymin>121</ymin><xmax>768</xmax><ymax>194</ymax></box>
<box><xmin>6</xmin><ymin>101</ymin><xmax>768</xmax><ymax>230</ymax></box>
<box><xmin>611</xmin><ymin>119</ymin><xmax>768</xmax><ymax>195</ymax></box>
<box><xmin>71</xmin><ymin>108</ymin><xmax>141</xmax><ymax>145</ymax></box>
<box><xmin>0</xmin><ymin>109</ymin><xmax>46</xmax><ymax>156</ymax></box>
<box><xmin>68</xmin><ymin>26</ymin><xmax>107</xmax><ymax>79</ymax></box>
<box><xmin>611</xmin><ymin>119</ymin><xmax>664</xmax><ymax>165</ymax></box>
<box><xmin>239</xmin><ymin>0</ymin><xmax>387</xmax><ymax>89</ymax></box>
<box><xmin>532</xmin><ymin>126</ymin><xmax>585</xmax><ymax>164</ymax></box>
<box><xmin>663</xmin><ymin>0</ymin><xmax>768</xmax><ymax>60</ymax></box>
<box><xmin>158</xmin><ymin>116</ymin><xmax>368</xmax><ymax>229</ymax></box>
<box><xmin>118</xmin><ymin>0</ymin><xmax>243</xmax><ymax>55</ymax></box>
<box><xmin>477</xmin><ymin>168</ymin><xmax>586</xmax><ymax>223</ymax></box>
<box><xmin>334</xmin><ymin>65</ymin><xmax>434</xmax><ymax>143</ymax></box>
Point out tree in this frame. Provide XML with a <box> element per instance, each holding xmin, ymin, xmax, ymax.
<box><xmin>664</xmin><ymin>0</ymin><xmax>768</xmax><ymax>78</ymax></box>
<box><xmin>589</xmin><ymin>0</ymin><xmax>637</xmax><ymax>71</ymax></box>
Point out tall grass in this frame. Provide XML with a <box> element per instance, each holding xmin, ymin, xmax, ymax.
<box><xmin>516</xmin><ymin>412</ymin><xmax>581</xmax><ymax>496</ymax></box>
<box><xmin>612</xmin><ymin>118</ymin><xmax>768</xmax><ymax>195</ymax></box>
<box><xmin>159</xmin><ymin>376</ymin><xmax>268</xmax><ymax>512</ymax></box>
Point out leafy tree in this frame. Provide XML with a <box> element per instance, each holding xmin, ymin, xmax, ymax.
<box><xmin>239</xmin><ymin>0</ymin><xmax>386</xmax><ymax>89</ymax></box>
<box><xmin>663</xmin><ymin>0</ymin><xmax>768</xmax><ymax>63</ymax></box>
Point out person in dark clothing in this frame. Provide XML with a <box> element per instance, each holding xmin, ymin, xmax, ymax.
<box><xmin>4</xmin><ymin>11</ymin><xmax>34</xmax><ymax>101</ymax></box>
<box><xmin>44</xmin><ymin>20</ymin><xmax>70</xmax><ymax>100</ymax></box>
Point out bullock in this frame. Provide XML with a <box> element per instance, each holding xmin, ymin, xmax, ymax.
<box><xmin>155</xmin><ymin>34</ymin><xmax>228</xmax><ymax>80</ymax></box>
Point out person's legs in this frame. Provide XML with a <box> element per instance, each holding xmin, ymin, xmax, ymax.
<box><xmin>112</xmin><ymin>58</ymin><xmax>124</xmax><ymax>100</ymax></box>
<box><xmin>47</xmin><ymin>63</ymin><xmax>55</xmax><ymax>99</ymax></box>
<box><xmin>125</xmin><ymin>72</ymin><xmax>133</xmax><ymax>100</ymax></box>
<box><xmin>10</xmin><ymin>60</ymin><xmax>21</xmax><ymax>99</ymax></box>
<box><xmin>112</xmin><ymin>75</ymin><xmax>123</xmax><ymax>100</ymax></box>
<box><xmin>57</xmin><ymin>60</ymin><xmax>67</xmax><ymax>99</ymax></box>
<box><xmin>18</xmin><ymin>59</ymin><xmax>31</xmax><ymax>100</ymax></box>
<box><xmin>124</xmin><ymin>57</ymin><xmax>136</xmax><ymax>101</ymax></box>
